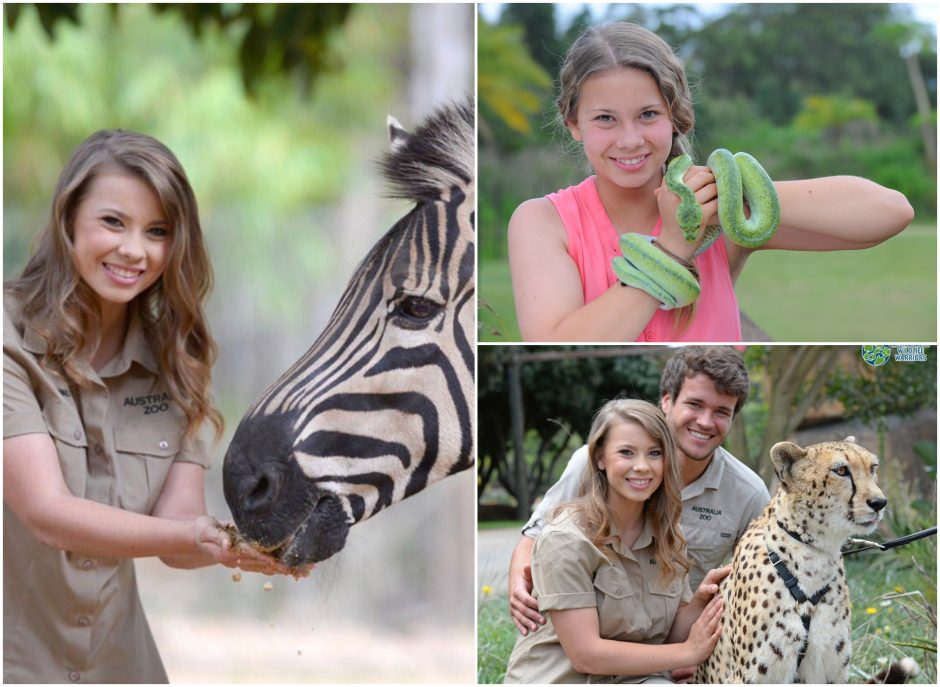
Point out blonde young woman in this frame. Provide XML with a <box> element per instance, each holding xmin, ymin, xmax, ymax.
<box><xmin>504</xmin><ymin>399</ymin><xmax>730</xmax><ymax>684</ymax></box>
<box><xmin>508</xmin><ymin>22</ymin><xmax>914</xmax><ymax>342</ymax></box>
<box><xmin>3</xmin><ymin>130</ymin><xmax>306</xmax><ymax>683</ymax></box>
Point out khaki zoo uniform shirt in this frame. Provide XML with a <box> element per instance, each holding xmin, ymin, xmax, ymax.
<box><xmin>524</xmin><ymin>445</ymin><xmax>770</xmax><ymax>590</ymax></box>
<box><xmin>3</xmin><ymin>294</ymin><xmax>210</xmax><ymax>684</ymax></box>
<box><xmin>504</xmin><ymin>510</ymin><xmax>693</xmax><ymax>684</ymax></box>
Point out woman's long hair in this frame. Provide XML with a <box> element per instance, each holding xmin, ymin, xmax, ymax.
<box><xmin>565</xmin><ymin>398</ymin><xmax>689</xmax><ymax>583</ymax></box>
<box><xmin>7</xmin><ymin>129</ymin><xmax>223</xmax><ymax>440</ymax></box>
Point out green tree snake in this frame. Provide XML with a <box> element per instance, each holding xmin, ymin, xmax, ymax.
<box><xmin>612</xmin><ymin>149</ymin><xmax>780</xmax><ymax>309</ymax></box>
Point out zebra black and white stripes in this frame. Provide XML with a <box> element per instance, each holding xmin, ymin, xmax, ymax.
<box><xmin>222</xmin><ymin>98</ymin><xmax>475</xmax><ymax>566</ymax></box>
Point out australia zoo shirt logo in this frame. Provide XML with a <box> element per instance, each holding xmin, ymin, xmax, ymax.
<box><xmin>124</xmin><ymin>392</ymin><xmax>171</xmax><ymax>415</ymax></box>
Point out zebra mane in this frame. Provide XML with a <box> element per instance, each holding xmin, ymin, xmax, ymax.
<box><xmin>381</xmin><ymin>97</ymin><xmax>474</xmax><ymax>203</ymax></box>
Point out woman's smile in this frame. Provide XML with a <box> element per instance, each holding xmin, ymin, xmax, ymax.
<box><xmin>612</xmin><ymin>153</ymin><xmax>651</xmax><ymax>170</ymax></box>
<box><xmin>625</xmin><ymin>476</ymin><xmax>653</xmax><ymax>490</ymax></box>
<box><xmin>103</xmin><ymin>262</ymin><xmax>146</xmax><ymax>285</ymax></box>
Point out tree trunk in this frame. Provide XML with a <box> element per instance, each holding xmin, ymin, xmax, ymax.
<box><xmin>905</xmin><ymin>51</ymin><xmax>936</xmax><ymax>172</ymax></box>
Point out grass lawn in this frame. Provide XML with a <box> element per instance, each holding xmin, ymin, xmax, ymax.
<box><xmin>478</xmin><ymin>224</ymin><xmax>936</xmax><ymax>342</ymax></box>
<box><xmin>478</xmin><ymin>541</ymin><xmax>937</xmax><ymax>684</ymax></box>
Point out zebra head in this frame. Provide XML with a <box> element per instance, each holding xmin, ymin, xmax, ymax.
<box><xmin>222</xmin><ymin>99</ymin><xmax>475</xmax><ymax>566</ymax></box>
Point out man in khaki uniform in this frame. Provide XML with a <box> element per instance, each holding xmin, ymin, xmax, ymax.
<box><xmin>509</xmin><ymin>347</ymin><xmax>770</xmax><ymax>639</ymax></box>
<box><xmin>505</xmin><ymin>512</ymin><xmax>693</xmax><ymax>684</ymax></box>
<box><xmin>4</xmin><ymin>299</ymin><xmax>207</xmax><ymax>683</ymax></box>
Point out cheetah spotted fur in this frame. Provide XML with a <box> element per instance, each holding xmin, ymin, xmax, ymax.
<box><xmin>694</xmin><ymin>437</ymin><xmax>888</xmax><ymax>683</ymax></box>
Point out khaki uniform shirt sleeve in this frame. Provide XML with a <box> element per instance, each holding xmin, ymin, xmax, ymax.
<box><xmin>174</xmin><ymin>423</ymin><xmax>212</xmax><ymax>469</ymax></box>
<box><xmin>4</xmin><ymin>316</ymin><xmax>48</xmax><ymax>438</ymax></box>
<box><xmin>4</xmin><ymin>352</ymin><xmax>47</xmax><ymax>437</ymax></box>
<box><xmin>523</xmin><ymin>445</ymin><xmax>590</xmax><ymax>539</ymax></box>
<box><xmin>532</xmin><ymin>529</ymin><xmax>599</xmax><ymax>611</ymax></box>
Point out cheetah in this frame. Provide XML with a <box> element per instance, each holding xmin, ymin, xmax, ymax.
<box><xmin>694</xmin><ymin>437</ymin><xmax>903</xmax><ymax>684</ymax></box>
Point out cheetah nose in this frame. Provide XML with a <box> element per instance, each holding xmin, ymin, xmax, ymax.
<box><xmin>867</xmin><ymin>496</ymin><xmax>887</xmax><ymax>512</ymax></box>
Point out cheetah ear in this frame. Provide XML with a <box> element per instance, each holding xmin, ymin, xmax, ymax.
<box><xmin>844</xmin><ymin>435</ymin><xmax>857</xmax><ymax>444</ymax></box>
<box><xmin>770</xmin><ymin>441</ymin><xmax>807</xmax><ymax>488</ymax></box>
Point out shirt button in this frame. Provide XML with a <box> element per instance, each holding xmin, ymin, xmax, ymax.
<box><xmin>615</xmin><ymin>587</ymin><xmax>624</xmax><ymax>595</ymax></box>
<box><xmin>81</xmin><ymin>559</ymin><xmax>95</xmax><ymax>570</ymax></box>
<box><xmin>158</xmin><ymin>440</ymin><xmax>169</xmax><ymax>450</ymax></box>
<box><xmin>73</xmin><ymin>429</ymin><xmax>82</xmax><ymax>441</ymax></box>
<box><xmin>94</xmin><ymin>444</ymin><xmax>104</xmax><ymax>455</ymax></box>
<box><xmin>77</xmin><ymin>616</ymin><xmax>90</xmax><ymax>627</ymax></box>
<box><xmin>645</xmin><ymin>332</ymin><xmax>654</xmax><ymax>341</ymax></box>
<box><xmin>68</xmin><ymin>671</ymin><xmax>81</xmax><ymax>682</ymax></box>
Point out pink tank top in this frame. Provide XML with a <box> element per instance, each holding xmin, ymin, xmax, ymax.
<box><xmin>547</xmin><ymin>176</ymin><xmax>741</xmax><ymax>342</ymax></box>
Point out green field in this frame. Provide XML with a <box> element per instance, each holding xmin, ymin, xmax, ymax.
<box><xmin>478</xmin><ymin>225</ymin><xmax>936</xmax><ymax>342</ymax></box>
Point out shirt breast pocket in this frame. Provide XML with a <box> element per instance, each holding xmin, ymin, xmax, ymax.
<box><xmin>684</xmin><ymin>523</ymin><xmax>732</xmax><ymax>580</ymax></box>
<box><xmin>646</xmin><ymin>574</ymin><xmax>684</xmax><ymax>639</ymax></box>
<box><xmin>113</xmin><ymin>422</ymin><xmax>181</xmax><ymax>514</ymax></box>
<box><xmin>42</xmin><ymin>401</ymin><xmax>88</xmax><ymax>498</ymax></box>
<box><xmin>594</xmin><ymin>566</ymin><xmax>642</xmax><ymax>639</ymax></box>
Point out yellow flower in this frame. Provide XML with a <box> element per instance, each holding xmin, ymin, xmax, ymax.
<box><xmin>866</xmin><ymin>607</ymin><xmax>878</xmax><ymax>615</ymax></box>
<box><xmin>894</xmin><ymin>585</ymin><xmax>904</xmax><ymax>593</ymax></box>
<box><xmin>482</xmin><ymin>585</ymin><xmax>493</xmax><ymax>596</ymax></box>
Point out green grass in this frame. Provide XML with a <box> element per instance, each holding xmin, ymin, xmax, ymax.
<box><xmin>478</xmin><ymin>260</ymin><xmax>521</xmax><ymax>342</ymax></box>
<box><xmin>478</xmin><ymin>225</ymin><xmax>936</xmax><ymax>342</ymax></box>
<box><xmin>477</xmin><ymin>543</ymin><xmax>936</xmax><ymax>684</ymax></box>
<box><xmin>477</xmin><ymin>594</ymin><xmax>517</xmax><ymax>684</ymax></box>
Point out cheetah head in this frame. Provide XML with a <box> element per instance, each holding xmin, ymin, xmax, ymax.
<box><xmin>770</xmin><ymin>437</ymin><xmax>887</xmax><ymax>541</ymax></box>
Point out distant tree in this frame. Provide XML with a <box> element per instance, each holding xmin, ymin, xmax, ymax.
<box><xmin>478</xmin><ymin>347</ymin><xmax>663</xmax><ymax>516</ymax></box>
<box><xmin>687</xmin><ymin>4</ymin><xmax>931</xmax><ymax>127</ymax></box>
<box><xmin>501</xmin><ymin>4</ymin><xmax>566</xmax><ymax>76</ymax></box>
<box><xmin>794</xmin><ymin>95</ymin><xmax>879</xmax><ymax>144</ymax></box>
<box><xmin>560</xmin><ymin>6</ymin><xmax>594</xmax><ymax>48</ymax></box>
<box><xmin>826</xmin><ymin>346</ymin><xmax>937</xmax><ymax>456</ymax></box>
<box><xmin>728</xmin><ymin>346</ymin><xmax>937</xmax><ymax>483</ymax></box>
<box><xmin>4</xmin><ymin>3</ymin><xmax>353</xmax><ymax>95</ymax></box>
<box><xmin>478</xmin><ymin>17</ymin><xmax>552</xmax><ymax>147</ymax></box>
<box><xmin>726</xmin><ymin>347</ymin><xmax>841</xmax><ymax>481</ymax></box>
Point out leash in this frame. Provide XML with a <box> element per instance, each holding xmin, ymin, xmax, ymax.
<box><xmin>843</xmin><ymin>526</ymin><xmax>937</xmax><ymax>556</ymax></box>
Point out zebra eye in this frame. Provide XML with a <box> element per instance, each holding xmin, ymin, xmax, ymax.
<box><xmin>394</xmin><ymin>295</ymin><xmax>442</xmax><ymax>327</ymax></box>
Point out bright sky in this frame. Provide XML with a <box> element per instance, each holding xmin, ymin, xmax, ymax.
<box><xmin>477</xmin><ymin>2</ymin><xmax>938</xmax><ymax>35</ymax></box>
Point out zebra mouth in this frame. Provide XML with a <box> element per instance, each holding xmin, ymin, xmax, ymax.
<box><xmin>261</xmin><ymin>495</ymin><xmax>351</xmax><ymax>567</ymax></box>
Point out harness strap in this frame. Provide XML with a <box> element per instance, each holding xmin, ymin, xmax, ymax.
<box><xmin>766</xmin><ymin>548</ymin><xmax>831</xmax><ymax>672</ymax></box>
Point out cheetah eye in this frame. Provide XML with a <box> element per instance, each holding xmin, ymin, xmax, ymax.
<box><xmin>832</xmin><ymin>465</ymin><xmax>850</xmax><ymax>477</ymax></box>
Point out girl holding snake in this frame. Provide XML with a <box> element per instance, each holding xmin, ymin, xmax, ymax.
<box><xmin>508</xmin><ymin>21</ymin><xmax>914</xmax><ymax>342</ymax></box>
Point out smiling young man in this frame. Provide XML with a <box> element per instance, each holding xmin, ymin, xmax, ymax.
<box><xmin>508</xmin><ymin>346</ymin><xmax>770</xmax><ymax>639</ymax></box>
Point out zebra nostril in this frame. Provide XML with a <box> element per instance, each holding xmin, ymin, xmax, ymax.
<box><xmin>868</xmin><ymin>496</ymin><xmax>888</xmax><ymax>512</ymax></box>
<box><xmin>242</xmin><ymin>464</ymin><xmax>285</xmax><ymax>514</ymax></box>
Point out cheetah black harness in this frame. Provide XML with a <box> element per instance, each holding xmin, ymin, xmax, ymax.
<box><xmin>766</xmin><ymin>521</ymin><xmax>832</xmax><ymax>675</ymax></box>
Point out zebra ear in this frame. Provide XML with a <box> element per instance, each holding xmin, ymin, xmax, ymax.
<box><xmin>387</xmin><ymin>115</ymin><xmax>410</xmax><ymax>153</ymax></box>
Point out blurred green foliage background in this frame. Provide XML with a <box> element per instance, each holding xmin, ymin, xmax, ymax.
<box><xmin>4</xmin><ymin>3</ymin><xmax>475</xmax><ymax>682</ymax></box>
<box><xmin>478</xmin><ymin>3</ymin><xmax>937</xmax><ymax>341</ymax></box>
